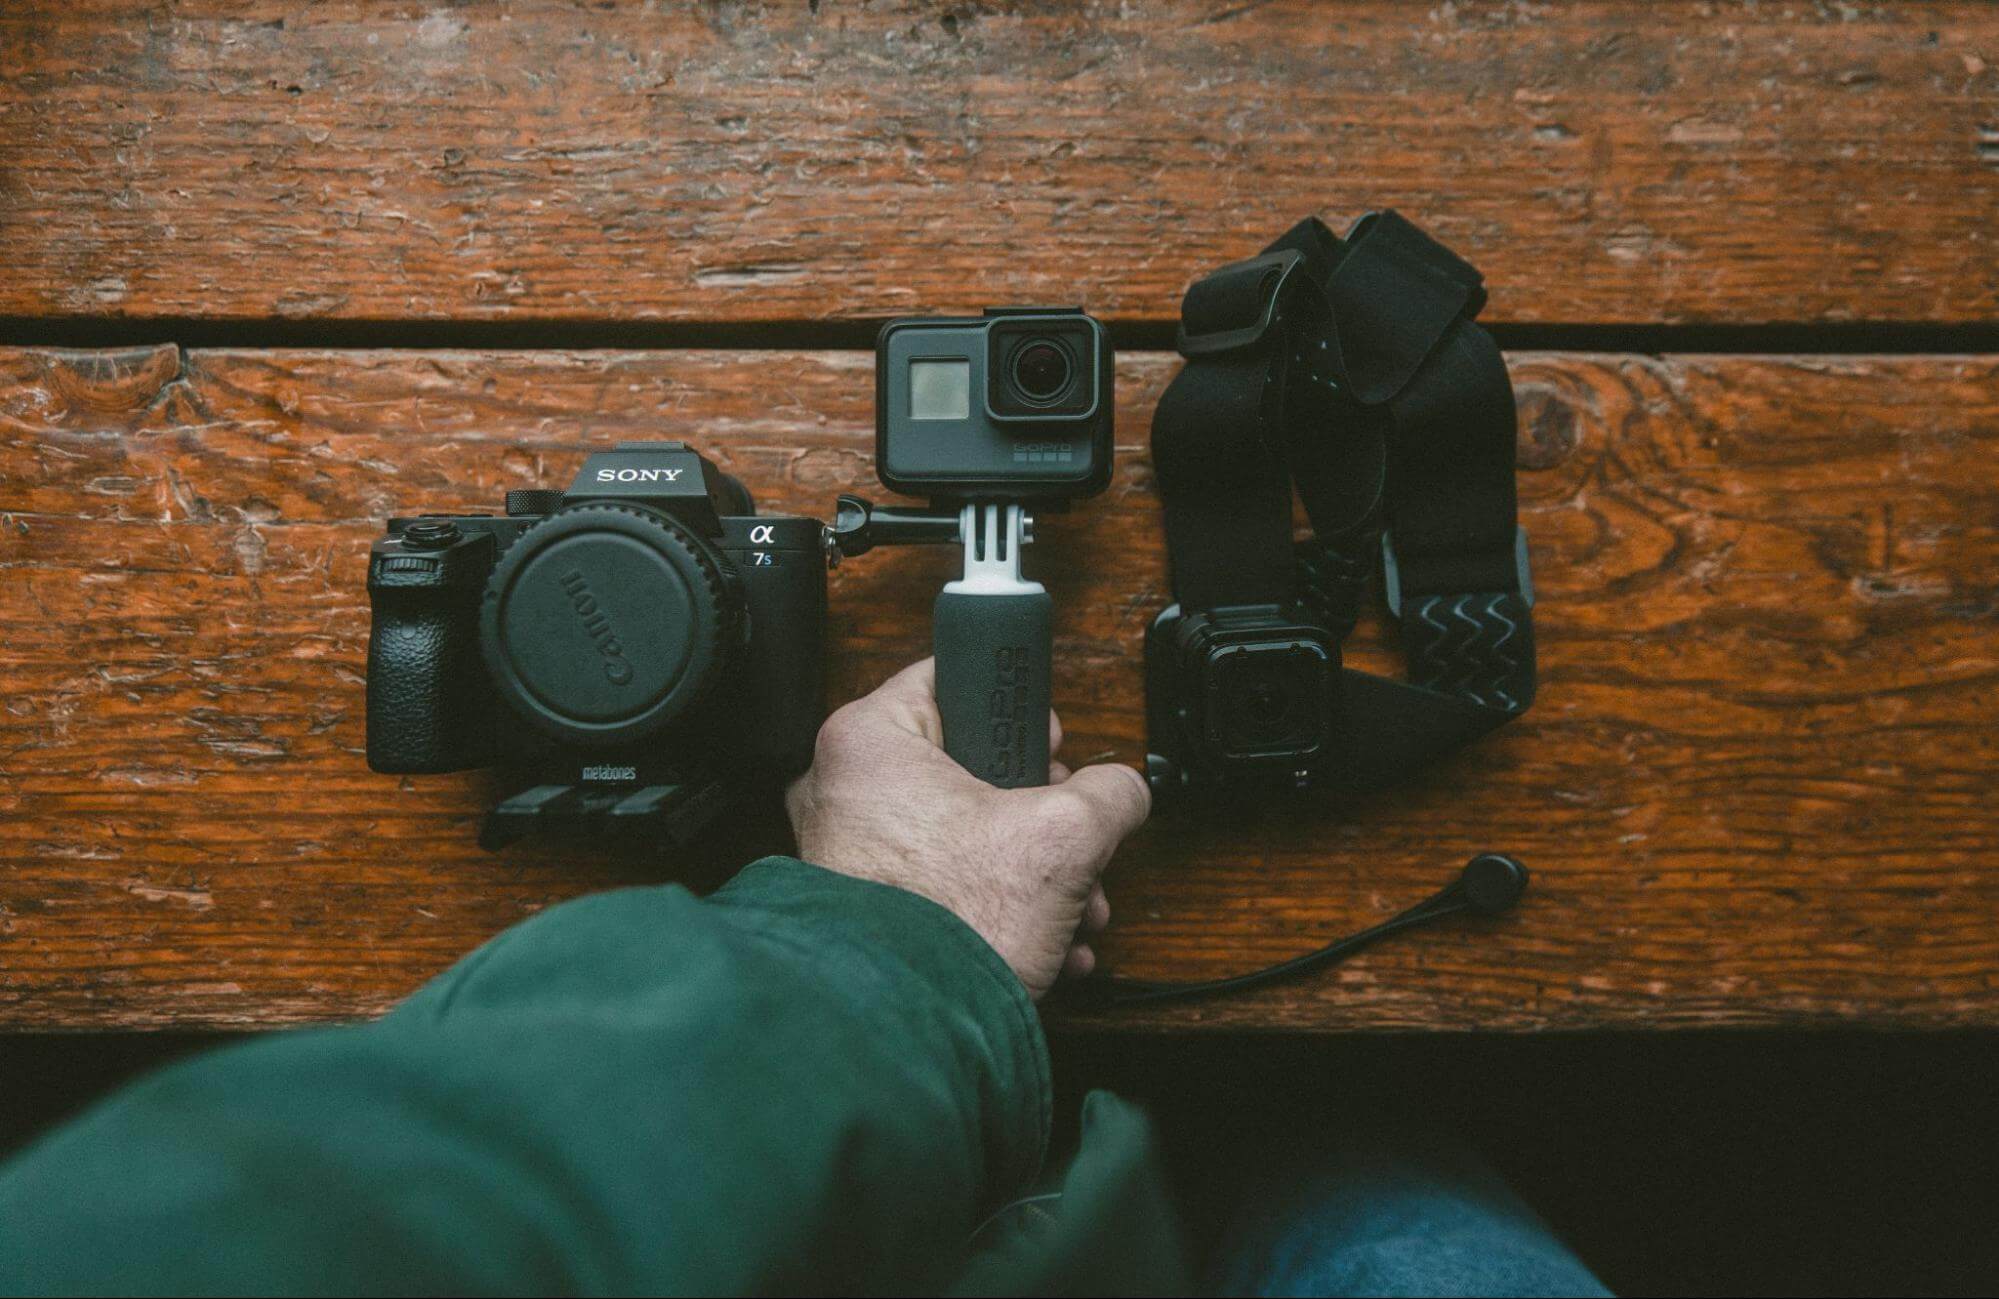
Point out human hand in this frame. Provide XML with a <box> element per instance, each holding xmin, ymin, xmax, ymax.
<box><xmin>785</xmin><ymin>659</ymin><xmax>1151</xmax><ymax>1001</ymax></box>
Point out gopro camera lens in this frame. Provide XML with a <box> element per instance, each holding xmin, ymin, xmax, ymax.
<box><xmin>1221</xmin><ymin>665</ymin><xmax>1304</xmax><ymax>751</ymax></box>
<box><xmin>1011</xmin><ymin>339</ymin><xmax>1072</xmax><ymax>402</ymax></box>
<box><xmin>1238</xmin><ymin>679</ymin><xmax>1291</xmax><ymax>740</ymax></box>
<box><xmin>1208</xmin><ymin>643</ymin><xmax>1329</xmax><ymax>760</ymax></box>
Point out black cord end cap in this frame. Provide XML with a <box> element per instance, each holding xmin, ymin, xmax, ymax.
<box><xmin>1461</xmin><ymin>853</ymin><xmax>1529</xmax><ymax>915</ymax></box>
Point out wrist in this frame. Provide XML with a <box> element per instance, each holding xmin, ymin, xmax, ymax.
<box><xmin>709</xmin><ymin>857</ymin><xmax>1051</xmax><ymax>1188</ymax></box>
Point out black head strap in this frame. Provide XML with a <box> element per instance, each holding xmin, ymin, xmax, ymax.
<box><xmin>1151</xmin><ymin>211</ymin><xmax>1535</xmax><ymax>788</ymax></box>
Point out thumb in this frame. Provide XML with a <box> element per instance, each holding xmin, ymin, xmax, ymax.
<box><xmin>1052</xmin><ymin>761</ymin><xmax>1152</xmax><ymax>855</ymax></box>
<box><xmin>866</xmin><ymin>657</ymin><xmax>945</xmax><ymax>745</ymax></box>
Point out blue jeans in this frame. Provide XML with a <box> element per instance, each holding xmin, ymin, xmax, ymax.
<box><xmin>1207</xmin><ymin>1127</ymin><xmax>1611</xmax><ymax>1297</ymax></box>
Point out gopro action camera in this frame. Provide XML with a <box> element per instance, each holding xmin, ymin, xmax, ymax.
<box><xmin>875</xmin><ymin>307</ymin><xmax>1113</xmax><ymax>502</ymax></box>
<box><xmin>365</xmin><ymin>442</ymin><xmax>826</xmax><ymax>848</ymax></box>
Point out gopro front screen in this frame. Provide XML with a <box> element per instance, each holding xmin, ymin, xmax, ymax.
<box><xmin>874</xmin><ymin>309</ymin><xmax>1114</xmax><ymax>502</ymax></box>
<box><xmin>908</xmin><ymin>359</ymin><xmax>971</xmax><ymax>421</ymax></box>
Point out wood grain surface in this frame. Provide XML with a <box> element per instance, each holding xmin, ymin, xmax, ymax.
<box><xmin>2</xmin><ymin>345</ymin><xmax>1993</xmax><ymax>1030</ymax></box>
<box><xmin>3</xmin><ymin>1</ymin><xmax>1997</xmax><ymax>328</ymax></box>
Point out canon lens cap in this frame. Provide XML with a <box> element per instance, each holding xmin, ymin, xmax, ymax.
<box><xmin>480</xmin><ymin>503</ymin><xmax>736</xmax><ymax>747</ymax></box>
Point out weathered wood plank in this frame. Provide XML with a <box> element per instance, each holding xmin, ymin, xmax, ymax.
<box><xmin>1</xmin><ymin>346</ymin><xmax>1995</xmax><ymax>1030</ymax></box>
<box><xmin>2</xmin><ymin>1</ymin><xmax>1996</xmax><ymax>328</ymax></box>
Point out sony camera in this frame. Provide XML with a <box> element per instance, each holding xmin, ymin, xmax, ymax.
<box><xmin>365</xmin><ymin>442</ymin><xmax>826</xmax><ymax>848</ymax></box>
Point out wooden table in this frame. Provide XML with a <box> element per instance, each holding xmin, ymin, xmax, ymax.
<box><xmin>2</xmin><ymin>1</ymin><xmax>1994</xmax><ymax>1032</ymax></box>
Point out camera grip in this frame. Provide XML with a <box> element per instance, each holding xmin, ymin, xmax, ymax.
<box><xmin>933</xmin><ymin>589</ymin><xmax>1052</xmax><ymax>788</ymax></box>
<box><xmin>366</xmin><ymin>585</ymin><xmax>492</xmax><ymax>773</ymax></box>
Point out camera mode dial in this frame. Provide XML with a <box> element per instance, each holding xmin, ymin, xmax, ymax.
<box><xmin>479</xmin><ymin>502</ymin><xmax>742</xmax><ymax>748</ymax></box>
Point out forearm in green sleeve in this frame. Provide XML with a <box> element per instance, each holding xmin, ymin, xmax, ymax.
<box><xmin>0</xmin><ymin>857</ymin><xmax>1050</xmax><ymax>1295</ymax></box>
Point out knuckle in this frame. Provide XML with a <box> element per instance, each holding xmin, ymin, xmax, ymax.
<box><xmin>1039</xmin><ymin>788</ymin><xmax>1101</xmax><ymax>840</ymax></box>
<box><xmin>813</xmin><ymin>704</ymin><xmax>867</xmax><ymax>759</ymax></box>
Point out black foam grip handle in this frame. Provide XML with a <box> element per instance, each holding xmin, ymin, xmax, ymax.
<box><xmin>934</xmin><ymin>588</ymin><xmax>1053</xmax><ymax>787</ymax></box>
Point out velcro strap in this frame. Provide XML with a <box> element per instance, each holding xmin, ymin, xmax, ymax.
<box><xmin>1323</xmin><ymin>211</ymin><xmax>1486</xmax><ymax>405</ymax></box>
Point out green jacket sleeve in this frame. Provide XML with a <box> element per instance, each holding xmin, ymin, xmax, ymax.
<box><xmin>0</xmin><ymin>858</ymin><xmax>1052</xmax><ymax>1295</ymax></box>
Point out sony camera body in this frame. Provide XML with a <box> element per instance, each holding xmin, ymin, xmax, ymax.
<box><xmin>365</xmin><ymin>442</ymin><xmax>826</xmax><ymax>847</ymax></box>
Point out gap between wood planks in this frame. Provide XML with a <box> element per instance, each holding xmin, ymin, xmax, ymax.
<box><xmin>3</xmin><ymin>317</ymin><xmax>1999</xmax><ymax>357</ymax></box>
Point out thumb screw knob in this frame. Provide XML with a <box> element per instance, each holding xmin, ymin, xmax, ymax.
<box><xmin>401</xmin><ymin>520</ymin><xmax>463</xmax><ymax>551</ymax></box>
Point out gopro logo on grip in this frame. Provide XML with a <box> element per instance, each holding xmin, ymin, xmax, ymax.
<box><xmin>983</xmin><ymin>646</ymin><xmax>1031</xmax><ymax>782</ymax></box>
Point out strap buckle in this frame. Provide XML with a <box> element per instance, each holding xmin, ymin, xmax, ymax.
<box><xmin>1175</xmin><ymin>249</ymin><xmax>1308</xmax><ymax>357</ymax></box>
<box><xmin>1381</xmin><ymin>526</ymin><xmax>1535</xmax><ymax>619</ymax></box>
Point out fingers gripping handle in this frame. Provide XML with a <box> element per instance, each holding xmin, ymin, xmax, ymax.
<box><xmin>934</xmin><ymin>502</ymin><xmax>1052</xmax><ymax>787</ymax></box>
<box><xmin>935</xmin><ymin>588</ymin><xmax>1053</xmax><ymax>787</ymax></box>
